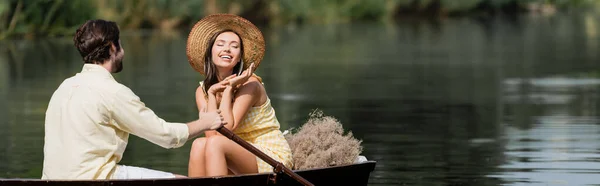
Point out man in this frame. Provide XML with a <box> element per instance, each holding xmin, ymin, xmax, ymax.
<box><xmin>42</xmin><ymin>19</ymin><xmax>225</xmax><ymax>180</ymax></box>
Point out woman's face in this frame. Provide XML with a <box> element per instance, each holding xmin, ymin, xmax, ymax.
<box><xmin>211</xmin><ymin>31</ymin><xmax>242</xmax><ymax>71</ymax></box>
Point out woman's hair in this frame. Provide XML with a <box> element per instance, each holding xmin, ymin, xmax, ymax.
<box><xmin>73</xmin><ymin>19</ymin><xmax>121</xmax><ymax>64</ymax></box>
<box><xmin>203</xmin><ymin>30</ymin><xmax>244</xmax><ymax>93</ymax></box>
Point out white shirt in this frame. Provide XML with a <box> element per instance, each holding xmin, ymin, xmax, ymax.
<box><xmin>42</xmin><ymin>64</ymin><xmax>189</xmax><ymax>180</ymax></box>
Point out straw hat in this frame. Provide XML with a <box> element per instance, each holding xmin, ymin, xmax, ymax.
<box><xmin>186</xmin><ymin>14</ymin><xmax>265</xmax><ymax>75</ymax></box>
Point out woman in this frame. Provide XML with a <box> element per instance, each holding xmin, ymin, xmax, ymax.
<box><xmin>185</xmin><ymin>14</ymin><xmax>293</xmax><ymax>177</ymax></box>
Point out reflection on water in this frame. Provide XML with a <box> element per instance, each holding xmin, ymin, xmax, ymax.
<box><xmin>492</xmin><ymin>77</ymin><xmax>600</xmax><ymax>185</ymax></box>
<box><xmin>1</xmin><ymin>12</ymin><xmax>600</xmax><ymax>185</ymax></box>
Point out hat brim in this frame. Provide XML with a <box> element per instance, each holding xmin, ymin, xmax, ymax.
<box><xmin>186</xmin><ymin>14</ymin><xmax>265</xmax><ymax>75</ymax></box>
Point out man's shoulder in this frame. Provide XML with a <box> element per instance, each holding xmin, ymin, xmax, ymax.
<box><xmin>87</xmin><ymin>75</ymin><xmax>127</xmax><ymax>94</ymax></box>
<box><xmin>51</xmin><ymin>76</ymin><xmax>78</xmax><ymax>94</ymax></box>
<box><xmin>68</xmin><ymin>74</ymin><xmax>130</xmax><ymax>95</ymax></box>
<box><xmin>107</xmin><ymin>81</ymin><xmax>129</xmax><ymax>94</ymax></box>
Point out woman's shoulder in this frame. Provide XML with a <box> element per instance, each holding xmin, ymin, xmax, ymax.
<box><xmin>196</xmin><ymin>81</ymin><xmax>208</xmax><ymax>99</ymax></box>
<box><xmin>197</xmin><ymin>81</ymin><xmax>205</xmax><ymax>91</ymax></box>
<box><xmin>239</xmin><ymin>78</ymin><xmax>262</xmax><ymax>92</ymax></box>
<box><xmin>234</xmin><ymin>76</ymin><xmax>264</xmax><ymax>98</ymax></box>
<box><xmin>248</xmin><ymin>76</ymin><xmax>262</xmax><ymax>84</ymax></box>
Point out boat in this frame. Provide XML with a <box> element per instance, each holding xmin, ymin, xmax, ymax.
<box><xmin>1</xmin><ymin>127</ymin><xmax>376</xmax><ymax>185</ymax></box>
<box><xmin>0</xmin><ymin>161</ymin><xmax>376</xmax><ymax>186</ymax></box>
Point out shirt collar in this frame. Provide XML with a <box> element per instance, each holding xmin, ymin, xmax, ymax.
<box><xmin>80</xmin><ymin>64</ymin><xmax>115</xmax><ymax>80</ymax></box>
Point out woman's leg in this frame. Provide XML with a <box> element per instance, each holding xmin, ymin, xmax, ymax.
<box><xmin>188</xmin><ymin>137</ymin><xmax>208</xmax><ymax>177</ymax></box>
<box><xmin>205</xmin><ymin>135</ymin><xmax>258</xmax><ymax>176</ymax></box>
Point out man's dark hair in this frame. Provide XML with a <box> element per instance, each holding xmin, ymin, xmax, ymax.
<box><xmin>73</xmin><ymin>19</ymin><xmax>121</xmax><ymax>64</ymax></box>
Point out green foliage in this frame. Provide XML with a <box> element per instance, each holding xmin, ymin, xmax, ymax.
<box><xmin>0</xmin><ymin>0</ymin><xmax>95</xmax><ymax>39</ymax></box>
<box><xmin>0</xmin><ymin>0</ymin><xmax>598</xmax><ymax>39</ymax></box>
<box><xmin>273</xmin><ymin>0</ymin><xmax>390</xmax><ymax>24</ymax></box>
<box><xmin>441</xmin><ymin>0</ymin><xmax>482</xmax><ymax>12</ymax></box>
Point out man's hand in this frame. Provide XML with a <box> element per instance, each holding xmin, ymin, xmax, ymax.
<box><xmin>187</xmin><ymin>110</ymin><xmax>226</xmax><ymax>138</ymax></box>
<box><xmin>198</xmin><ymin>110</ymin><xmax>225</xmax><ymax>130</ymax></box>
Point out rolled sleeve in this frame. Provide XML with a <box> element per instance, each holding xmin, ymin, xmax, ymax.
<box><xmin>110</xmin><ymin>86</ymin><xmax>189</xmax><ymax>148</ymax></box>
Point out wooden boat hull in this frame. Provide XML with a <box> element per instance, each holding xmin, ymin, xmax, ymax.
<box><xmin>0</xmin><ymin>161</ymin><xmax>376</xmax><ymax>186</ymax></box>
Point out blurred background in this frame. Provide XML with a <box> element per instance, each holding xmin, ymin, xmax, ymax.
<box><xmin>1</xmin><ymin>0</ymin><xmax>600</xmax><ymax>185</ymax></box>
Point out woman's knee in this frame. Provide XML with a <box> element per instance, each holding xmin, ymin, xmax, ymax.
<box><xmin>190</xmin><ymin>138</ymin><xmax>207</xmax><ymax>156</ymax></box>
<box><xmin>205</xmin><ymin>135</ymin><xmax>228</xmax><ymax>154</ymax></box>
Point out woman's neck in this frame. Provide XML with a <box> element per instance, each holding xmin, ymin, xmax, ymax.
<box><xmin>217</xmin><ymin>69</ymin><xmax>233</xmax><ymax>81</ymax></box>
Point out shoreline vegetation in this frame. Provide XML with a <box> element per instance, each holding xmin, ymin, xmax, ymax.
<box><xmin>0</xmin><ymin>0</ymin><xmax>598</xmax><ymax>40</ymax></box>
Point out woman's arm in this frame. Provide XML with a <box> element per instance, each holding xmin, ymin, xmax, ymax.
<box><xmin>219</xmin><ymin>79</ymin><xmax>260</xmax><ymax>131</ymax></box>
<box><xmin>219</xmin><ymin>63</ymin><xmax>258</xmax><ymax>131</ymax></box>
<box><xmin>199</xmin><ymin>77</ymin><xmax>233</xmax><ymax>137</ymax></box>
<box><xmin>195</xmin><ymin>86</ymin><xmax>208</xmax><ymax>112</ymax></box>
<box><xmin>195</xmin><ymin>86</ymin><xmax>218</xmax><ymax>137</ymax></box>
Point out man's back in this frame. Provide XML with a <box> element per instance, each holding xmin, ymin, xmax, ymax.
<box><xmin>43</xmin><ymin>64</ymin><xmax>128</xmax><ymax>179</ymax></box>
<box><xmin>43</xmin><ymin>64</ymin><xmax>190</xmax><ymax>180</ymax></box>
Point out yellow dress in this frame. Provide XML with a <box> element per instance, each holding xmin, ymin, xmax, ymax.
<box><xmin>200</xmin><ymin>80</ymin><xmax>293</xmax><ymax>173</ymax></box>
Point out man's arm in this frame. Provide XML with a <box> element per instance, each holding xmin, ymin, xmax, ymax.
<box><xmin>110</xmin><ymin>86</ymin><xmax>222</xmax><ymax>148</ymax></box>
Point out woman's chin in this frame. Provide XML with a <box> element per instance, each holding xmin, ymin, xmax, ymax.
<box><xmin>215</xmin><ymin>63</ymin><xmax>237</xmax><ymax>70</ymax></box>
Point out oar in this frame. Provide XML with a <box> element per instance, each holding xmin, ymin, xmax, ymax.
<box><xmin>216</xmin><ymin>126</ymin><xmax>314</xmax><ymax>186</ymax></box>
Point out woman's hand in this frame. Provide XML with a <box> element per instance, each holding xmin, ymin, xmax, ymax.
<box><xmin>207</xmin><ymin>82</ymin><xmax>227</xmax><ymax>95</ymax></box>
<box><xmin>207</xmin><ymin>75</ymin><xmax>235</xmax><ymax>95</ymax></box>
<box><xmin>228</xmin><ymin>63</ymin><xmax>255</xmax><ymax>88</ymax></box>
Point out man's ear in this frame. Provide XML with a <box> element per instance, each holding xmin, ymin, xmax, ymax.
<box><xmin>109</xmin><ymin>42</ymin><xmax>117</xmax><ymax>54</ymax></box>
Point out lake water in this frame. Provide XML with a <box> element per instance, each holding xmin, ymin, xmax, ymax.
<box><xmin>1</xmin><ymin>12</ymin><xmax>599</xmax><ymax>186</ymax></box>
